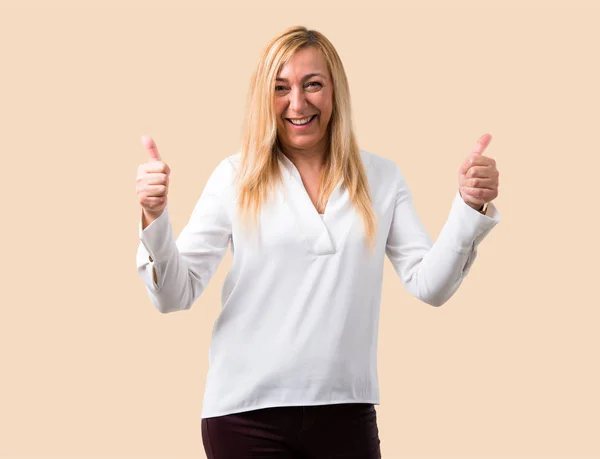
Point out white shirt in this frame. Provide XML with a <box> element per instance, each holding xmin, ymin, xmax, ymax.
<box><xmin>136</xmin><ymin>150</ymin><xmax>501</xmax><ymax>419</ymax></box>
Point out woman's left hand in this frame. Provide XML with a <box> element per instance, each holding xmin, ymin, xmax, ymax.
<box><xmin>458</xmin><ymin>133</ymin><xmax>499</xmax><ymax>211</ymax></box>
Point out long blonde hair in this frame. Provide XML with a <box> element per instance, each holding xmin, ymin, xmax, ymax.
<box><xmin>237</xmin><ymin>26</ymin><xmax>377</xmax><ymax>247</ymax></box>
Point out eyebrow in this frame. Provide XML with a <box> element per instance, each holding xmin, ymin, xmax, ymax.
<box><xmin>275</xmin><ymin>73</ymin><xmax>325</xmax><ymax>82</ymax></box>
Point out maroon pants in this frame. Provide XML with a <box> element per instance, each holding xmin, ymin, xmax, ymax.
<box><xmin>201</xmin><ymin>402</ymin><xmax>381</xmax><ymax>458</ymax></box>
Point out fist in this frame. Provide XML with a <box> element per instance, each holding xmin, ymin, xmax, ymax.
<box><xmin>458</xmin><ymin>133</ymin><xmax>499</xmax><ymax>211</ymax></box>
<box><xmin>136</xmin><ymin>135</ymin><xmax>171</xmax><ymax>222</ymax></box>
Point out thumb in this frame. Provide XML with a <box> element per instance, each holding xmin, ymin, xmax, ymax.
<box><xmin>141</xmin><ymin>135</ymin><xmax>162</xmax><ymax>161</ymax></box>
<box><xmin>470</xmin><ymin>133</ymin><xmax>492</xmax><ymax>156</ymax></box>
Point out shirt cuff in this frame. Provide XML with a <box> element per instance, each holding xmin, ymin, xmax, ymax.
<box><xmin>440</xmin><ymin>190</ymin><xmax>501</xmax><ymax>254</ymax></box>
<box><xmin>138</xmin><ymin>206</ymin><xmax>177</xmax><ymax>264</ymax></box>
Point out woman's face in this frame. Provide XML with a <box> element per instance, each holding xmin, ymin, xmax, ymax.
<box><xmin>274</xmin><ymin>46</ymin><xmax>333</xmax><ymax>156</ymax></box>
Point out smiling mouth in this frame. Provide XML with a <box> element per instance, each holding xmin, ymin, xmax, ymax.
<box><xmin>286</xmin><ymin>115</ymin><xmax>317</xmax><ymax>126</ymax></box>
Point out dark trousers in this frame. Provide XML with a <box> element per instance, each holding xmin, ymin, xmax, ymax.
<box><xmin>201</xmin><ymin>402</ymin><xmax>381</xmax><ymax>458</ymax></box>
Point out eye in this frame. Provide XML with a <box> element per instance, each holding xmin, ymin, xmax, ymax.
<box><xmin>305</xmin><ymin>81</ymin><xmax>323</xmax><ymax>90</ymax></box>
<box><xmin>275</xmin><ymin>85</ymin><xmax>288</xmax><ymax>93</ymax></box>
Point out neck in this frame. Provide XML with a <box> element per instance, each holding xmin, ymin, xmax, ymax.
<box><xmin>279</xmin><ymin>139</ymin><xmax>328</xmax><ymax>173</ymax></box>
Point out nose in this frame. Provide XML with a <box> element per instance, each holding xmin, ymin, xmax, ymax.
<box><xmin>288</xmin><ymin>86</ymin><xmax>308</xmax><ymax>115</ymax></box>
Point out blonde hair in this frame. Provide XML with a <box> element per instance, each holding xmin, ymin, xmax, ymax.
<box><xmin>237</xmin><ymin>25</ymin><xmax>377</xmax><ymax>248</ymax></box>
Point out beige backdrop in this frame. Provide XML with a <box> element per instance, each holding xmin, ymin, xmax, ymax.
<box><xmin>1</xmin><ymin>0</ymin><xmax>599</xmax><ymax>458</ymax></box>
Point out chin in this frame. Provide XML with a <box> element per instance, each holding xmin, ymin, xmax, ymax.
<box><xmin>289</xmin><ymin>140</ymin><xmax>317</xmax><ymax>149</ymax></box>
<box><xmin>285</xmin><ymin>136</ymin><xmax>325</xmax><ymax>151</ymax></box>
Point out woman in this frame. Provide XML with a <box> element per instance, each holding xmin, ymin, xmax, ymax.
<box><xmin>135</xmin><ymin>26</ymin><xmax>500</xmax><ymax>458</ymax></box>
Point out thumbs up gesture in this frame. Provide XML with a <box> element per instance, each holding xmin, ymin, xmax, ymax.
<box><xmin>136</xmin><ymin>135</ymin><xmax>171</xmax><ymax>226</ymax></box>
<box><xmin>458</xmin><ymin>133</ymin><xmax>499</xmax><ymax>211</ymax></box>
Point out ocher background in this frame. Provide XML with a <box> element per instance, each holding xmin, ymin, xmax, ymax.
<box><xmin>2</xmin><ymin>0</ymin><xmax>599</xmax><ymax>457</ymax></box>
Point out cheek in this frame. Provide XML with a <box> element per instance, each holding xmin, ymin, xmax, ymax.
<box><xmin>323</xmin><ymin>105</ymin><xmax>333</xmax><ymax>123</ymax></box>
<box><xmin>319</xmin><ymin>107</ymin><xmax>333</xmax><ymax>129</ymax></box>
<box><xmin>273</xmin><ymin>103</ymin><xmax>286</xmax><ymax>130</ymax></box>
<box><xmin>315</xmin><ymin>94</ymin><xmax>333</xmax><ymax>126</ymax></box>
<box><xmin>274</xmin><ymin>100</ymin><xmax>285</xmax><ymax>118</ymax></box>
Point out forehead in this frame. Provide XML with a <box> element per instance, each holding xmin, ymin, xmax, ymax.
<box><xmin>277</xmin><ymin>46</ymin><xmax>330</xmax><ymax>79</ymax></box>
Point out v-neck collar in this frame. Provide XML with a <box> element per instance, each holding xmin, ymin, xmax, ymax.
<box><xmin>277</xmin><ymin>152</ymin><xmax>338</xmax><ymax>255</ymax></box>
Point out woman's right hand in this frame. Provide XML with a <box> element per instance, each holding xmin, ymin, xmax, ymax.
<box><xmin>137</xmin><ymin>135</ymin><xmax>171</xmax><ymax>227</ymax></box>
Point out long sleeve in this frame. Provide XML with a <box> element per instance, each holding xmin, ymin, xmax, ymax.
<box><xmin>385</xmin><ymin>165</ymin><xmax>501</xmax><ymax>307</ymax></box>
<box><xmin>135</xmin><ymin>158</ymin><xmax>234</xmax><ymax>314</ymax></box>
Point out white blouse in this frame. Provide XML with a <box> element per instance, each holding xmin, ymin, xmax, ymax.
<box><xmin>136</xmin><ymin>150</ymin><xmax>501</xmax><ymax>419</ymax></box>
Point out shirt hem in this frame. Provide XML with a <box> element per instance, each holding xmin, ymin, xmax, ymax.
<box><xmin>200</xmin><ymin>398</ymin><xmax>381</xmax><ymax>419</ymax></box>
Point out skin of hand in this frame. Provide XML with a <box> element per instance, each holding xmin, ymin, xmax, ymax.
<box><xmin>136</xmin><ymin>135</ymin><xmax>171</xmax><ymax>225</ymax></box>
<box><xmin>458</xmin><ymin>133</ymin><xmax>500</xmax><ymax>211</ymax></box>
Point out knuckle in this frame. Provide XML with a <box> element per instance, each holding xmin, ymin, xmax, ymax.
<box><xmin>148</xmin><ymin>197</ymin><xmax>160</xmax><ymax>209</ymax></box>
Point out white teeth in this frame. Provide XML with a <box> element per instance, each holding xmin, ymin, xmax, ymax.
<box><xmin>289</xmin><ymin>115</ymin><xmax>314</xmax><ymax>125</ymax></box>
